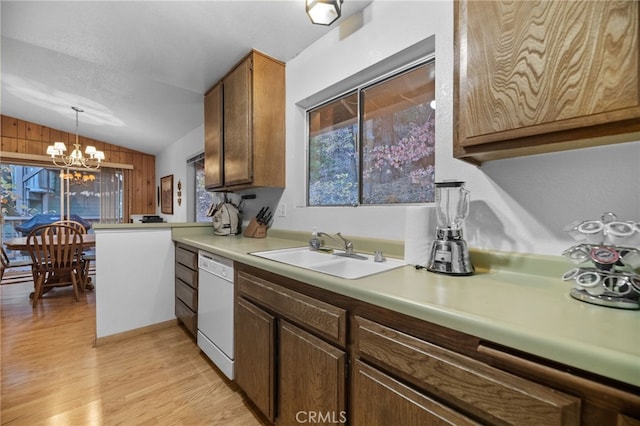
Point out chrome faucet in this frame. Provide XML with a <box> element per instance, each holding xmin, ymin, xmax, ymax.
<box><xmin>316</xmin><ymin>232</ymin><xmax>367</xmax><ymax>260</ymax></box>
<box><xmin>316</xmin><ymin>232</ymin><xmax>349</xmax><ymax>253</ymax></box>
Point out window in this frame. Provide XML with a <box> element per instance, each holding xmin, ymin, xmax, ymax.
<box><xmin>308</xmin><ymin>93</ymin><xmax>359</xmax><ymax>206</ymax></box>
<box><xmin>307</xmin><ymin>60</ymin><xmax>436</xmax><ymax>205</ymax></box>
<box><xmin>189</xmin><ymin>153</ymin><xmax>215</xmax><ymax>222</ymax></box>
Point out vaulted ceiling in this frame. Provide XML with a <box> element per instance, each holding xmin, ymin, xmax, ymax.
<box><xmin>1</xmin><ymin>1</ymin><xmax>372</xmax><ymax>155</ymax></box>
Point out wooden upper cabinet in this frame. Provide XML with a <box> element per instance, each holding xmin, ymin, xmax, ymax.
<box><xmin>454</xmin><ymin>0</ymin><xmax>640</xmax><ymax>163</ymax></box>
<box><xmin>204</xmin><ymin>50</ymin><xmax>285</xmax><ymax>190</ymax></box>
<box><xmin>204</xmin><ymin>83</ymin><xmax>223</xmax><ymax>189</ymax></box>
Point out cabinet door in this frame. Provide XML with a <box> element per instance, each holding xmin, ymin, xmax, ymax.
<box><xmin>352</xmin><ymin>360</ymin><xmax>480</xmax><ymax>426</ymax></box>
<box><xmin>235</xmin><ymin>298</ymin><xmax>275</xmax><ymax>422</ymax></box>
<box><xmin>204</xmin><ymin>83</ymin><xmax>223</xmax><ymax>189</ymax></box>
<box><xmin>224</xmin><ymin>56</ymin><xmax>253</xmax><ymax>187</ymax></box>
<box><xmin>278</xmin><ymin>320</ymin><xmax>346</xmax><ymax>426</ymax></box>
<box><xmin>250</xmin><ymin>51</ymin><xmax>285</xmax><ymax>189</ymax></box>
<box><xmin>455</xmin><ymin>0</ymin><xmax>640</xmax><ymax>162</ymax></box>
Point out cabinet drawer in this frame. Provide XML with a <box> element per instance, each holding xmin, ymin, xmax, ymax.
<box><xmin>176</xmin><ymin>245</ymin><xmax>198</xmax><ymax>270</ymax></box>
<box><xmin>352</xmin><ymin>359</ymin><xmax>480</xmax><ymax>426</ymax></box>
<box><xmin>175</xmin><ymin>262</ymin><xmax>197</xmax><ymax>288</ymax></box>
<box><xmin>175</xmin><ymin>298</ymin><xmax>196</xmax><ymax>336</ymax></box>
<box><xmin>237</xmin><ymin>271</ymin><xmax>346</xmax><ymax>346</ymax></box>
<box><xmin>355</xmin><ymin>316</ymin><xmax>580</xmax><ymax>426</ymax></box>
<box><xmin>175</xmin><ymin>278</ymin><xmax>197</xmax><ymax>311</ymax></box>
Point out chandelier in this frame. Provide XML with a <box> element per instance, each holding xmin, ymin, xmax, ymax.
<box><xmin>46</xmin><ymin>106</ymin><xmax>105</xmax><ymax>169</ymax></box>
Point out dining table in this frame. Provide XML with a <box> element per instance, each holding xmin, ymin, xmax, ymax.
<box><xmin>3</xmin><ymin>233</ymin><xmax>96</xmax><ymax>293</ymax></box>
<box><xmin>3</xmin><ymin>233</ymin><xmax>96</xmax><ymax>251</ymax></box>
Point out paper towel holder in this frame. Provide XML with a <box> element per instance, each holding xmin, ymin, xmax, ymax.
<box><xmin>404</xmin><ymin>205</ymin><xmax>433</xmax><ymax>267</ymax></box>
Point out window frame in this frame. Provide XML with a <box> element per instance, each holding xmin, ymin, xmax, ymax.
<box><xmin>307</xmin><ymin>90</ymin><xmax>361</xmax><ymax>207</ymax></box>
<box><xmin>305</xmin><ymin>54</ymin><xmax>436</xmax><ymax>207</ymax></box>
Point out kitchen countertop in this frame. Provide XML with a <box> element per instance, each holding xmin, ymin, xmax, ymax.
<box><xmin>172</xmin><ymin>229</ymin><xmax>640</xmax><ymax>388</ymax></box>
<box><xmin>93</xmin><ymin>222</ymin><xmax>206</xmax><ymax>230</ymax></box>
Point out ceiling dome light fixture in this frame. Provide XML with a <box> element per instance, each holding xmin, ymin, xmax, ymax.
<box><xmin>306</xmin><ymin>0</ymin><xmax>343</xmax><ymax>26</ymax></box>
<box><xmin>46</xmin><ymin>106</ymin><xmax>105</xmax><ymax>169</ymax></box>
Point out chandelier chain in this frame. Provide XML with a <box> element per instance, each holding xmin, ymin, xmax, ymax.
<box><xmin>47</xmin><ymin>106</ymin><xmax>105</xmax><ymax>170</ymax></box>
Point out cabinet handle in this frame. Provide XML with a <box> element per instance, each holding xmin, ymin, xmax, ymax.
<box><xmin>477</xmin><ymin>343</ymin><xmax>640</xmax><ymax>407</ymax></box>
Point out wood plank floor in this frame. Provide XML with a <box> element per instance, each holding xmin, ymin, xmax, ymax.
<box><xmin>1</xmin><ymin>281</ymin><xmax>268</xmax><ymax>425</ymax></box>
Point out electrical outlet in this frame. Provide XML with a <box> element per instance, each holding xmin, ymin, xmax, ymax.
<box><xmin>277</xmin><ymin>203</ymin><xmax>287</xmax><ymax>217</ymax></box>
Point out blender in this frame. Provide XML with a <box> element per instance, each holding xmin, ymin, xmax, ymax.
<box><xmin>427</xmin><ymin>181</ymin><xmax>475</xmax><ymax>275</ymax></box>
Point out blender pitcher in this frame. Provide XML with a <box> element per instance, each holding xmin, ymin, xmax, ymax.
<box><xmin>435</xmin><ymin>181</ymin><xmax>470</xmax><ymax>233</ymax></box>
<box><xmin>427</xmin><ymin>181</ymin><xmax>474</xmax><ymax>275</ymax></box>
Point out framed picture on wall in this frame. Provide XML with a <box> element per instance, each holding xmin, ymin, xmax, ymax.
<box><xmin>161</xmin><ymin>174</ymin><xmax>174</xmax><ymax>215</ymax></box>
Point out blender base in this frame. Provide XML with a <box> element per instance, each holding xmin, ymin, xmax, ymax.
<box><xmin>426</xmin><ymin>267</ymin><xmax>475</xmax><ymax>276</ymax></box>
<box><xmin>426</xmin><ymin>239</ymin><xmax>474</xmax><ymax>276</ymax></box>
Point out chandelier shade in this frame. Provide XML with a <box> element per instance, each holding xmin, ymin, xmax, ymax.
<box><xmin>46</xmin><ymin>107</ymin><xmax>105</xmax><ymax>169</ymax></box>
<box><xmin>306</xmin><ymin>0</ymin><xmax>343</xmax><ymax>26</ymax></box>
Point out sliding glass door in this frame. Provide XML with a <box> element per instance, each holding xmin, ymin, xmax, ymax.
<box><xmin>1</xmin><ymin>162</ymin><xmax>123</xmax><ymax>240</ymax></box>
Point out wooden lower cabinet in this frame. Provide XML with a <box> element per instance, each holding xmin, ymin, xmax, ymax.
<box><xmin>355</xmin><ymin>316</ymin><xmax>580</xmax><ymax>426</ymax></box>
<box><xmin>278</xmin><ymin>321</ymin><xmax>346</xmax><ymax>426</ymax></box>
<box><xmin>174</xmin><ymin>244</ymin><xmax>198</xmax><ymax>336</ymax></box>
<box><xmin>235</xmin><ymin>268</ymin><xmax>347</xmax><ymax>425</ymax></box>
<box><xmin>234</xmin><ymin>264</ymin><xmax>640</xmax><ymax>426</ymax></box>
<box><xmin>351</xmin><ymin>359</ymin><xmax>479</xmax><ymax>426</ymax></box>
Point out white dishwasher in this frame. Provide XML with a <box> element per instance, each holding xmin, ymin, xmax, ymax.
<box><xmin>197</xmin><ymin>251</ymin><xmax>234</xmax><ymax>380</ymax></box>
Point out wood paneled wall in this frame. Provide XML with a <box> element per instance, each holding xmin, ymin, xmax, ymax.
<box><xmin>0</xmin><ymin>115</ymin><xmax>156</xmax><ymax>216</ymax></box>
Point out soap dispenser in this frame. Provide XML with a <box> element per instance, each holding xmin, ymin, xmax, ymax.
<box><xmin>309</xmin><ymin>228</ymin><xmax>321</xmax><ymax>250</ymax></box>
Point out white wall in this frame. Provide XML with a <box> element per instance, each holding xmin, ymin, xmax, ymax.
<box><xmin>155</xmin><ymin>124</ymin><xmax>204</xmax><ymax>222</ymax></box>
<box><xmin>156</xmin><ymin>0</ymin><xmax>640</xmax><ymax>257</ymax></box>
<box><xmin>95</xmin><ymin>228</ymin><xmax>175</xmax><ymax>338</ymax></box>
<box><xmin>277</xmin><ymin>0</ymin><xmax>640</xmax><ymax>256</ymax></box>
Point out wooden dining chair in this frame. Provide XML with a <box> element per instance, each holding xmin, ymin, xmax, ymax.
<box><xmin>52</xmin><ymin>220</ymin><xmax>87</xmax><ymax>234</ymax></box>
<box><xmin>80</xmin><ymin>251</ymin><xmax>96</xmax><ymax>291</ymax></box>
<box><xmin>27</xmin><ymin>224</ymin><xmax>84</xmax><ymax>308</ymax></box>
<box><xmin>53</xmin><ymin>219</ymin><xmax>93</xmax><ymax>291</ymax></box>
<box><xmin>1</xmin><ymin>246</ymin><xmax>33</xmax><ymax>283</ymax></box>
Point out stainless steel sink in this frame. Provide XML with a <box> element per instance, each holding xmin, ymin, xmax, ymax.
<box><xmin>250</xmin><ymin>246</ymin><xmax>406</xmax><ymax>279</ymax></box>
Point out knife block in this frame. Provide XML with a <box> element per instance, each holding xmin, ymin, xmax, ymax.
<box><xmin>243</xmin><ymin>217</ymin><xmax>268</xmax><ymax>238</ymax></box>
